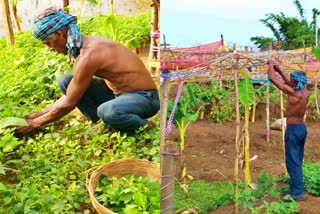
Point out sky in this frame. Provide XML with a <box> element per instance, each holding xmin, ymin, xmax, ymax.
<box><xmin>161</xmin><ymin>0</ymin><xmax>320</xmax><ymax>49</ymax></box>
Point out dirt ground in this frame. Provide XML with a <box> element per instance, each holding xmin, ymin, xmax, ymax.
<box><xmin>167</xmin><ymin>107</ymin><xmax>320</xmax><ymax>214</ymax></box>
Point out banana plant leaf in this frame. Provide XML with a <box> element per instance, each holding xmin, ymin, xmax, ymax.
<box><xmin>238</xmin><ymin>73</ymin><xmax>255</xmax><ymax>107</ymax></box>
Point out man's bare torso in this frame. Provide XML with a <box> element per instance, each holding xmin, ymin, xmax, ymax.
<box><xmin>74</xmin><ymin>35</ymin><xmax>157</xmax><ymax>94</ymax></box>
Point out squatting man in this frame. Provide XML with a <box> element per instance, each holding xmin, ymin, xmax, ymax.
<box><xmin>15</xmin><ymin>7</ymin><xmax>160</xmax><ymax>136</ymax></box>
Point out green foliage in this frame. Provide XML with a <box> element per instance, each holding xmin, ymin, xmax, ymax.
<box><xmin>95</xmin><ymin>175</ymin><xmax>160</xmax><ymax>213</ymax></box>
<box><xmin>250</xmin><ymin>36</ymin><xmax>276</xmax><ymax>50</ymax></box>
<box><xmin>0</xmin><ymin>117</ymin><xmax>160</xmax><ymax>213</ymax></box>
<box><xmin>78</xmin><ymin>12</ymin><xmax>151</xmax><ymax>48</ymax></box>
<box><xmin>254</xmin><ymin>0</ymin><xmax>319</xmax><ymax>50</ymax></box>
<box><xmin>302</xmin><ymin>162</ymin><xmax>320</xmax><ymax>195</ymax></box>
<box><xmin>312</xmin><ymin>46</ymin><xmax>320</xmax><ymax>59</ymax></box>
<box><xmin>208</xmin><ymin>82</ymin><xmax>235</xmax><ymax>123</ymax></box>
<box><xmin>238</xmin><ymin>73</ymin><xmax>255</xmax><ymax>107</ymax></box>
<box><xmin>174</xmin><ymin>180</ymin><xmax>234</xmax><ymax>214</ymax></box>
<box><xmin>0</xmin><ymin>12</ymin><xmax>159</xmax><ymax>213</ymax></box>
<box><xmin>236</xmin><ymin>171</ymin><xmax>299</xmax><ymax>214</ymax></box>
<box><xmin>251</xmin><ymin>199</ymin><xmax>299</xmax><ymax>214</ymax></box>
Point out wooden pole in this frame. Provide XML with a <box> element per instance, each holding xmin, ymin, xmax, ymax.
<box><xmin>315</xmin><ymin>80</ymin><xmax>320</xmax><ymax>115</ymax></box>
<box><xmin>11</xmin><ymin>0</ymin><xmax>21</xmax><ymax>32</ymax></box>
<box><xmin>266</xmin><ymin>43</ymin><xmax>272</xmax><ymax>144</ymax></box>
<box><xmin>234</xmin><ymin>67</ymin><xmax>240</xmax><ymax>214</ymax></box>
<box><xmin>160</xmin><ymin>141</ymin><xmax>179</xmax><ymax>214</ymax></box>
<box><xmin>109</xmin><ymin>0</ymin><xmax>114</xmax><ymax>15</ymax></box>
<box><xmin>148</xmin><ymin>0</ymin><xmax>160</xmax><ymax>77</ymax></box>
<box><xmin>63</xmin><ymin>0</ymin><xmax>70</xmax><ymax>12</ymax></box>
<box><xmin>1</xmin><ymin>0</ymin><xmax>14</xmax><ymax>46</ymax></box>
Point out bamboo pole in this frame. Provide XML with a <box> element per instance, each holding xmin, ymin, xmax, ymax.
<box><xmin>315</xmin><ymin>80</ymin><xmax>320</xmax><ymax>115</ymax></box>
<box><xmin>1</xmin><ymin>0</ymin><xmax>14</xmax><ymax>46</ymax></box>
<box><xmin>63</xmin><ymin>0</ymin><xmax>69</xmax><ymax>12</ymax></box>
<box><xmin>10</xmin><ymin>0</ymin><xmax>21</xmax><ymax>32</ymax></box>
<box><xmin>160</xmin><ymin>141</ymin><xmax>179</xmax><ymax>214</ymax></box>
<box><xmin>266</xmin><ymin>43</ymin><xmax>272</xmax><ymax>144</ymax></box>
<box><xmin>148</xmin><ymin>0</ymin><xmax>160</xmax><ymax>77</ymax></box>
<box><xmin>233</xmin><ymin>46</ymin><xmax>240</xmax><ymax>213</ymax></box>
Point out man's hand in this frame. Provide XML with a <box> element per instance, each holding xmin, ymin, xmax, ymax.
<box><xmin>267</xmin><ymin>60</ymin><xmax>275</xmax><ymax>66</ymax></box>
<box><xmin>13</xmin><ymin>116</ymin><xmax>39</xmax><ymax>137</ymax></box>
<box><xmin>14</xmin><ymin>125</ymin><xmax>37</xmax><ymax>137</ymax></box>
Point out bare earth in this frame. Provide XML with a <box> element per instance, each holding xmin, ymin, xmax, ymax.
<box><xmin>167</xmin><ymin>115</ymin><xmax>320</xmax><ymax>214</ymax></box>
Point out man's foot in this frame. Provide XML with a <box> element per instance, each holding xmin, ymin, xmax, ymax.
<box><xmin>293</xmin><ymin>194</ymin><xmax>307</xmax><ymax>202</ymax></box>
<box><xmin>283</xmin><ymin>193</ymin><xmax>306</xmax><ymax>202</ymax></box>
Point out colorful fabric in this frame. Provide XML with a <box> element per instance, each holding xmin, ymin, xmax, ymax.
<box><xmin>33</xmin><ymin>8</ymin><xmax>82</xmax><ymax>59</ymax></box>
<box><xmin>290</xmin><ymin>71</ymin><xmax>308</xmax><ymax>91</ymax></box>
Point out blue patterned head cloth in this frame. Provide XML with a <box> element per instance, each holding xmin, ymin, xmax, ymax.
<box><xmin>290</xmin><ymin>70</ymin><xmax>308</xmax><ymax>91</ymax></box>
<box><xmin>33</xmin><ymin>7</ymin><xmax>82</xmax><ymax>59</ymax></box>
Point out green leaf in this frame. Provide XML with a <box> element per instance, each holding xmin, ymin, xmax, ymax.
<box><xmin>0</xmin><ymin>117</ymin><xmax>27</xmax><ymax>129</ymax></box>
<box><xmin>238</xmin><ymin>73</ymin><xmax>255</xmax><ymax>107</ymax></box>
<box><xmin>0</xmin><ymin>162</ymin><xmax>5</xmax><ymax>175</ymax></box>
<box><xmin>0</xmin><ymin>182</ymin><xmax>7</xmax><ymax>191</ymax></box>
<box><xmin>123</xmin><ymin>204</ymin><xmax>140</xmax><ymax>214</ymax></box>
<box><xmin>133</xmin><ymin>192</ymin><xmax>147</xmax><ymax>209</ymax></box>
<box><xmin>312</xmin><ymin>46</ymin><xmax>320</xmax><ymax>59</ymax></box>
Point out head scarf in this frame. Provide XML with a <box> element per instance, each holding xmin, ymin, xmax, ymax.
<box><xmin>33</xmin><ymin>7</ymin><xmax>82</xmax><ymax>59</ymax></box>
<box><xmin>290</xmin><ymin>70</ymin><xmax>308</xmax><ymax>91</ymax></box>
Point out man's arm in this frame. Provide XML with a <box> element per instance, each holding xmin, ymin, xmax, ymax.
<box><xmin>267</xmin><ymin>60</ymin><xmax>296</xmax><ymax>96</ymax></box>
<box><xmin>273</xmin><ymin>64</ymin><xmax>291</xmax><ymax>85</ymax></box>
<box><xmin>15</xmin><ymin>53</ymin><xmax>99</xmax><ymax>135</ymax></box>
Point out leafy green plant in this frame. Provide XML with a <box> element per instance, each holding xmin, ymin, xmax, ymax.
<box><xmin>174</xmin><ymin>180</ymin><xmax>234</xmax><ymax>214</ymax></box>
<box><xmin>238</xmin><ymin>72</ymin><xmax>255</xmax><ymax>188</ymax></box>
<box><xmin>208</xmin><ymin>82</ymin><xmax>235</xmax><ymax>123</ymax></box>
<box><xmin>95</xmin><ymin>175</ymin><xmax>160</xmax><ymax>213</ymax></box>
<box><xmin>251</xmin><ymin>200</ymin><xmax>299</xmax><ymax>214</ymax></box>
<box><xmin>167</xmin><ymin>91</ymin><xmax>202</xmax><ymax>182</ymax></box>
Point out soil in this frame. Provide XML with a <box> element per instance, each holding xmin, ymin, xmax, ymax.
<box><xmin>167</xmin><ymin>104</ymin><xmax>320</xmax><ymax>214</ymax></box>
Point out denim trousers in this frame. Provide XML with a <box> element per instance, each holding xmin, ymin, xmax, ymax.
<box><xmin>285</xmin><ymin>124</ymin><xmax>307</xmax><ymax>198</ymax></box>
<box><xmin>58</xmin><ymin>74</ymin><xmax>160</xmax><ymax>132</ymax></box>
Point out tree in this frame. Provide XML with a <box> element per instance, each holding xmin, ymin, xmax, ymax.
<box><xmin>251</xmin><ymin>0</ymin><xmax>319</xmax><ymax>50</ymax></box>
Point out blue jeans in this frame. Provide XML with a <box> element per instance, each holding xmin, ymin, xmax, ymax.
<box><xmin>285</xmin><ymin>124</ymin><xmax>307</xmax><ymax>198</ymax></box>
<box><xmin>58</xmin><ymin>74</ymin><xmax>160</xmax><ymax>132</ymax></box>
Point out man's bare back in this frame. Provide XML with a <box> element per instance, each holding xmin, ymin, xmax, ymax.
<box><xmin>77</xmin><ymin>35</ymin><xmax>156</xmax><ymax>94</ymax></box>
<box><xmin>285</xmin><ymin>89</ymin><xmax>310</xmax><ymax>124</ymax></box>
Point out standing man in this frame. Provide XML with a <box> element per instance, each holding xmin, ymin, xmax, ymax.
<box><xmin>267</xmin><ymin>60</ymin><xmax>311</xmax><ymax>201</ymax></box>
<box><xmin>15</xmin><ymin>7</ymin><xmax>159</xmax><ymax>135</ymax></box>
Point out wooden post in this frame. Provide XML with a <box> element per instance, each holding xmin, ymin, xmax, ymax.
<box><xmin>266</xmin><ymin>43</ymin><xmax>272</xmax><ymax>144</ymax></box>
<box><xmin>1</xmin><ymin>0</ymin><xmax>14</xmax><ymax>46</ymax></box>
<box><xmin>160</xmin><ymin>141</ymin><xmax>179</xmax><ymax>214</ymax></box>
<box><xmin>160</xmin><ymin>71</ymin><xmax>170</xmax><ymax>148</ymax></box>
<box><xmin>63</xmin><ymin>0</ymin><xmax>70</xmax><ymax>12</ymax></box>
<box><xmin>109</xmin><ymin>0</ymin><xmax>114</xmax><ymax>15</ymax></box>
<box><xmin>234</xmin><ymin>62</ymin><xmax>240</xmax><ymax>213</ymax></box>
<box><xmin>315</xmin><ymin>80</ymin><xmax>320</xmax><ymax>115</ymax></box>
<box><xmin>148</xmin><ymin>0</ymin><xmax>160</xmax><ymax>76</ymax></box>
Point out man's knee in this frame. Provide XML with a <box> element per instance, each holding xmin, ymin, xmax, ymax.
<box><xmin>58</xmin><ymin>74</ymin><xmax>73</xmax><ymax>94</ymax></box>
<box><xmin>97</xmin><ymin>102</ymin><xmax>118</xmax><ymax>124</ymax></box>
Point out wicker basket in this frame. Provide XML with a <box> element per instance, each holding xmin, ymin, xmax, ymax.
<box><xmin>87</xmin><ymin>158</ymin><xmax>160</xmax><ymax>214</ymax></box>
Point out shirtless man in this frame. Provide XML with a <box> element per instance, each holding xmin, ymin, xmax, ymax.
<box><xmin>14</xmin><ymin>7</ymin><xmax>159</xmax><ymax>135</ymax></box>
<box><xmin>267</xmin><ymin>60</ymin><xmax>311</xmax><ymax>201</ymax></box>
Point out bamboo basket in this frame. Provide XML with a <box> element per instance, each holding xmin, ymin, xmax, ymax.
<box><xmin>87</xmin><ymin>158</ymin><xmax>160</xmax><ymax>214</ymax></box>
